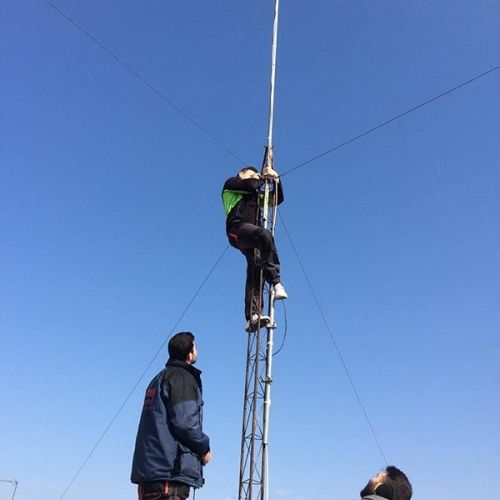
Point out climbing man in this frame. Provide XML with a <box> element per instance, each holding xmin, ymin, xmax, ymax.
<box><xmin>131</xmin><ymin>332</ymin><xmax>212</xmax><ymax>500</ymax></box>
<box><xmin>360</xmin><ymin>465</ymin><xmax>412</xmax><ymax>500</ymax></box>
<box><xmin>222</xmin><ymin>165</ymin><xmax>287</xmax><ymax>332</ymax></box>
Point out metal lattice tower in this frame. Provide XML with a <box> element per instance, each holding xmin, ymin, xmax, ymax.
<box><xmin>239</xmin><ymin>2</ymin><xmax>280</xmax><ymax>499</ymax></box>
<box><xmin>238</xmin><ymin>160</ymin><xmax>279</xmax><ymax>500</ymax></box>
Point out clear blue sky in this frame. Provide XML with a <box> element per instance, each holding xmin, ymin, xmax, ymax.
<box><xmin>1</xmin><ymin>1</ymin><xmax>499</xmax><ymax>499</ymax></box>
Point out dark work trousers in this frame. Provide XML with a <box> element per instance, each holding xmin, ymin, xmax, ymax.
<box><xmin>228</xmin><ymin>222</ymin><xmax>281</xmax><ymax>320</ymax></box>
<box><xmin>138</xmin><ymin>481</ymin><xmax>190</xmax><ymax>500</ymax></box>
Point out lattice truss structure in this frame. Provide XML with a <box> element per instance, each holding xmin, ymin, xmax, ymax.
<box><xmin>238</xmin><ymin>169</ymin><xmax>279</xmax><ymax>500</ymax></box>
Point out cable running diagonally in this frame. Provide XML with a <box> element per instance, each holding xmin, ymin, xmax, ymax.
<box><xmin>58</xmin><ymin>245</ymin><xmax>230</xmax><ymax>500</ymax></box>
<box><xmin>280</xmin><ymin>62</ymin><xmax>500</xmax><ymax>178</ymax></box>
<box><xmin>44</xmin><ymin>0</ymin><xmax>246</xmax><ymax>165</ymax></box>
<box><xmin>278</xmin><ymin>213</ymin><xmax>388</xmax><ymax>465</ymax></box>
<box><xmin>43</xmin><ymin>0</ymin><xmax>500</xmax><ymax>179</ymax></box>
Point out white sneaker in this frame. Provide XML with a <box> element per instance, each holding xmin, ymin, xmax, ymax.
<box><xmin>245</xmin><ymin>314</ymin><xmax>271</xmax><ymax>333</ymax></box>
<box><xmin>273</xmin><ymin>283</ymin><xmax>288</xmax><ymax>300</ymax></box>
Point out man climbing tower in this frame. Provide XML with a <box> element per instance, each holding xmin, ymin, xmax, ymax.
<box><xmin>222</xmin><ymin>165</ymin><xmax>287</xmax><ymax>332</ymax></box>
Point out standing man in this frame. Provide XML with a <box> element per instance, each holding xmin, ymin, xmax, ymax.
<box><xmin>222</xmin><ymin>165</ymin><xmax>288</xmax><ymax>332</ymax></box>
<box><xmin>131</xmin><ymin>332</ymin><xmax>211</xmax><ymax>500</ymax></box>
<box><xmin>360</xmin><ymin>465</ymin><xmax>412</xmax><ymax>500</ymax></box>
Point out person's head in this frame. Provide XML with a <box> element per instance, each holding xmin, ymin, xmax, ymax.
<box><xmin>238</xmin><ymin>166</ymin><xmax>259</xmax><ymax>180</ymax></box>
<box><xmin>360</xmin><ymin>465</ymin><xmax>412</xmax><ymax>500</ymax></box>
<box><xmin>168</xmin><ymin>332</ymin><xmax>197</xmax><ymax>364</ymax></box>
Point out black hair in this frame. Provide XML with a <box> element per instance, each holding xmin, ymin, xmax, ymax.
<box><xmin>168</xmin><ymin>332</ymin><xmax>195</xmax><ymax>361</ymax></box>
<box><xmin>383</xmin><ymin>466</ymin><xmax>412</xmax><ymax>500</ymax></box>
<box><xmin>238</xmin><ymin>166</ymin><xmax>258</xmax><ymax>174</ymax></box>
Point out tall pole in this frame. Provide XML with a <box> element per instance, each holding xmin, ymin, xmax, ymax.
<box><xmin>266</xmin><ymin>0</ymin><xmax>280</xmax><ymax>151</ymax></box>
<box><xmin>261</xmin><ymin>2</ymin><xmax>280</xmax><ymax>499</ymax></box>
<box><xmin>238</xmin><ymin>2</ymin><xmax>281</xmax><ymax>500</ymax></box>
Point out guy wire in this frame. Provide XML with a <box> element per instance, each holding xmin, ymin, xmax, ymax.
<box><xmin>44</xmin><ymin>0</ymin><xmax>246</xmax><ymax>166</ymax></box>
<box><xmin>278</xmin><ymin>213</ymin><xmax>389</xmax><ymax>465</ymax></box>
<box><xmin>279</xmin><ymin>62</ymin><xmax>500</xmax><ymax>178</ymax></box>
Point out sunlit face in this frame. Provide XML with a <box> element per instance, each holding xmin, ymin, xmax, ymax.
<box><xmin>187</xmin><ymin>342</ymin><xmax>198</xmax><ymax>365</ymax></box>
<box><xmin>373</xmin><ymin>471</ymin><xmax>387</xmax><ymax>485</ymax></box>
<box><xmin>360</xmin><ymin>471</ymin><xmax>387</xmax><ymax>497</ymax></box>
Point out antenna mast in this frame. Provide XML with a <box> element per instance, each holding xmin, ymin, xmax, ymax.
<box><xmin>238</xmin><ymin>2</ymin><xmax>281</xmax><ymax>500</ymax></box>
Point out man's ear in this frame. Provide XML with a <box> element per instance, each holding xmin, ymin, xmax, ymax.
<box><xmin>375</xmin><ymin>483</ymin><xmax>394</xmax><ymax>499</ymax></box>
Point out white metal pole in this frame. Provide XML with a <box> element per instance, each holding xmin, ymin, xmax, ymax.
<box><xmin>267</xmin><ymin>0</ymin><xmax>280</xmax><ymax>149</ymax></box>
<box><xmin>261</xmin><ymin>3</ymin><xmax>280</xmax><ymax>499</ymax></box>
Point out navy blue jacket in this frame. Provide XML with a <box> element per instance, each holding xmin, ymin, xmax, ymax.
<box><xmin>131</xmin><ymin>359</ymin><xmax>210</xmax><ymax>488</ymax></box>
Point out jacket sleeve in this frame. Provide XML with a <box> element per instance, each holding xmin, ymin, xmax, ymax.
<box><xmin>165</xmin><ymin>375</ymin><xmax>210</xmax><ymax>456</ymax></box>
<box><xmin>224</xmin><ymin>176</ymin><xmax>264</xmax><ymax>192</ymax></box>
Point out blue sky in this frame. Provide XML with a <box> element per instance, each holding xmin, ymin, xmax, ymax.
<box><xmin>1</xmin><ymin>1</ymin><xmax>499</xmax><ymax>499</ymax></box>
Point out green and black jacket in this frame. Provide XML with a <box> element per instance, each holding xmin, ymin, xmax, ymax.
<box><xmin>221</xmin><ymin>176</ymin><xmax>284</xmax><ymax>232</ymax></box>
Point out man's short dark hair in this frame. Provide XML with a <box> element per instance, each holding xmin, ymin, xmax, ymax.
<box><xmin>383</xmin><ymin>465</ymin><xmax>412</xmax><ymax>500</ymax></box>
<box><xmin>239</xmin><ymin>166</ymin><xmax>258</xmax><ymax>174</ymax></box>
<box><xmin>168</xmin><ymin>332</ymin><xmax>195</xmax><ymax>361</ymax></box>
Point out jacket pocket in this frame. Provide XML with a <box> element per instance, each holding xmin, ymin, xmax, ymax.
<box><xmin>177</xmin><ymin>444</ymin><xmax>201</xmax><ymax>482</ymax></box>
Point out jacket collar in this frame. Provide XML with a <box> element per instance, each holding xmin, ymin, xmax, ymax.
<box><xmin>166</xmin><ymin>359</ymin><xmax>203</xmax><ymax>393</ymax></box>
<box><xmin>166</xmin><ymin>358</ymin><xmax>202</xmax><ymax>375</ymax></box>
